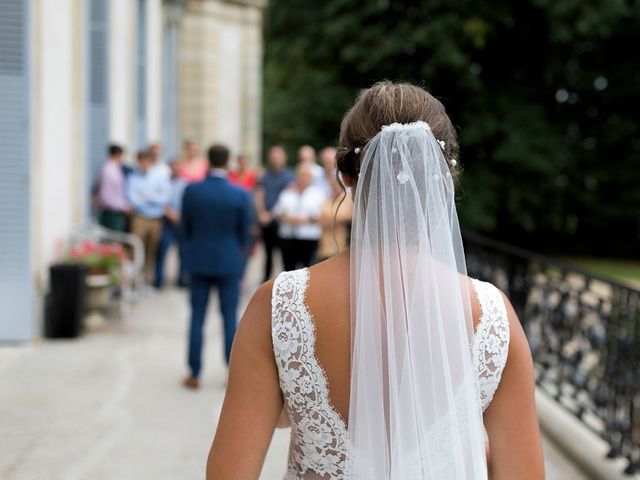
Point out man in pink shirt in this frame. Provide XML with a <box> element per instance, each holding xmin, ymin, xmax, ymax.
<box><xmin>97</xmin><ymin>144</ymin><xmax>130</xmax><ymax>231</ymax></box>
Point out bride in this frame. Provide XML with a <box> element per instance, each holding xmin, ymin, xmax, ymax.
<box><xmin>206</xmin><ymin>81</ymin><xmax>544</xmax><ymax>479</ymax></box>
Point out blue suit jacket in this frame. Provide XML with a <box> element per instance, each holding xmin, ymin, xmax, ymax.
<box><xmin>181</xmin><ymin>175</ymin><xmax>253</xmax><ymax>278</ymax></box>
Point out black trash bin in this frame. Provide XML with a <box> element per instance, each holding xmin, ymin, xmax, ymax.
<box><xmin>45</xmin><ymin>263</ymin><xmax>88</xmax><ymax>338</ymax></box>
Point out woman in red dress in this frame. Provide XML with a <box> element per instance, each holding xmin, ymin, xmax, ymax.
<box><xmin>228</xmin><ymin>154</ymin><xmax>257</xmax><ymax>191</ymax></box>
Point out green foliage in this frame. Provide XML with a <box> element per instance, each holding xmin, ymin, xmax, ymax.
<box><xmin>264</xmin><ymin>0</ymin><xmax>640</xmax><ymax>255</ymax></box>
<box><xmin>560</xmin><ymin>257</ymin><xmax>640</xmax><ymax>284</ymax></box>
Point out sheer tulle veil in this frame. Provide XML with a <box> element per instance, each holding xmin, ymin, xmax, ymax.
<box><xmin>346</xmin><ymin>121</ymin><xmax>488</xmax><ymax>478</ymax></box>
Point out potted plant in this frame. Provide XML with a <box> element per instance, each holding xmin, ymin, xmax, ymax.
<box><xmin>64</xmin><ymin>240</ymin><xmax>128</xmax><ymax>312</ymax></box>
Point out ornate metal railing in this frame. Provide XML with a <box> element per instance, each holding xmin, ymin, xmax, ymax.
<box><xmin>464</xmin><ymin>231</ymin><xmax>640</xmax><ymax>474</ymax></box>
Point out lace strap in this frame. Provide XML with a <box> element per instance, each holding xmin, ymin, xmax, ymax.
<box><xmin>271</xmin><ymin>269</ymin><xmax>307</xmax><ymax>364</ymax></box>
<box><xmin>471</xmin><ymin>279</ymin><xmax>511</xmax><ymax>411</ymax></box>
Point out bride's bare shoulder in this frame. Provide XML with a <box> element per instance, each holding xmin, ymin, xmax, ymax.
<box><xmin>308</xmin><ymin>252</ymin><xmax>350</xmax><ymax>280</ymax></box>
<box><xmin>307</xmin><ymin>252</ymin><xmax>351</xmax><ymax>292</ymax></box>
<box><xmin>238</xmin><ymin>278</ymin><xmax>275</xmax><ymax>336</ymax></box>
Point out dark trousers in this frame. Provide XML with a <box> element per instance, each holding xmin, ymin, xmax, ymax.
<box><xmin>188</xmin><ymin>274</ymin><xmax>240</xmax><ymax>378</ymax></box>
<box><xmin>281</xmin><ymin>238</ymin><xmax>319</xmax><ymax>271</ymax></box>
<box><xmin>261</xmin><ymin>222</ymin><xmax>280</xmax><ymax>282</ymax></box>
<box><xmin>154</xmin><ymin>221</ymin><xmax>187</xmax><ymax>288</ymax></box>
<box><xmin>98</xmin><ymin>210</ymin><xmax>127</xmax><ymax>232</ymax></box>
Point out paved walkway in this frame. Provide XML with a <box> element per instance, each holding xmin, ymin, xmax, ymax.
<box><xmin>0</xmin><ymin>255</ymin><xmax>590</xmax><ymax>479</ymax></box>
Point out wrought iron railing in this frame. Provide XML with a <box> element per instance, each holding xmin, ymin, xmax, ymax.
<box><xmin>464</xmin><ymin>231</ymin><xmax>640</xmax><ymax>474</ymax></box>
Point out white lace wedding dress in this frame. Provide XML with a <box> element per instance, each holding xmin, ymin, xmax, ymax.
<box><xmin>271</xmin><ymin>268</ymin><xmax>510</xmax><ymax>480</ymax></box>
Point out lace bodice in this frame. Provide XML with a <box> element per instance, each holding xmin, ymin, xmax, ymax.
<box><xmin>472</xmin><ymin>278</ymin><xmax>511</xmax><ymax>411</ymax></box>
<box><xmin>271</xmin><ymin>269</ymin><xmax>510</xmax><ymax>480</ymax></box>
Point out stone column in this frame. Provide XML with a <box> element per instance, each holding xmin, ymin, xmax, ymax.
<box><xmin>239</xmin><ymin>5</ymin><xmax>263</xmax><ymax>165</ymax></box>
<box><xmin>179</xmin><ymin>0</ymin><xmax>266</xmax><ymax>164</ymax></box>
<box><xmin>146</xmin><ymin>0</ymin><xmax>164</xmax><ymax>143</ymax></box>
<box><xmin>162</xmin><ymin>2</ymin><xmax>184</xmax><ymax>160</ymax></box>
<box><xmin>32</xmin><ymin>0</ymin><xmax>87</xmax><ymax>285</ymax></box>
<box><xmin>109</xmin><ymin>0</ymin><xmax>136</xmax><ymax>153</ymax></box>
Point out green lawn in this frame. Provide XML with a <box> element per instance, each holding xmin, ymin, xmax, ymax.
<box><xmin>559</xmin><ymin>257</ymin><xmax>640</xmax><ymax>284</ymax></box>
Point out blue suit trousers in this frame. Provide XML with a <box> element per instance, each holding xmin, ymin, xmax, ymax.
<box><xmin>188</xmin><ymin>274</ymin><xmax>240</xmax><ymax>378</ymax></box>
<box><xmin>154</xmin><ymin>221</ymin><xmax>188</xmax><ymax>288</ymax></box>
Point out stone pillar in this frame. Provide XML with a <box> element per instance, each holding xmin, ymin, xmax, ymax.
<box><xmin>162</xmin><ymin>2</ymin><xmax>184</xmax><ymax>160</ymax></box>
<box><xmin>239</xmin><ymin>5</ymin><xmax>263</xmax><ymax>165</ymax></box>
<box><xmin>32</xmin><ymin>0</ymin><xmax>87</xmax><ymax>286</ymax></box>
<box><xmin>146</xmin><ymin>0</ymin><xmax>164</xmax><ymax>143</ymax></box>
<box><xmin>109</xmin><ymin>0</ymin><xmax>136</xmax><ymax>154</ymax></box>
<box><xmin>179</xmin><ymin>0</ymin><xmax>266</xmax><ymax>164</ymax></box>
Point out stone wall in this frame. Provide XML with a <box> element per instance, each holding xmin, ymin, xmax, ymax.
<box><xmin>179</xmin><ymin>0</ymin><xmax>265</xmax><ymax>165</ymax></box>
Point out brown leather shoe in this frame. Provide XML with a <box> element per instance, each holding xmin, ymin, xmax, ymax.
<box><xmin>182</xmin><ymin>376</ymin><xmax>200</xmax><ymax>390</ymax></box>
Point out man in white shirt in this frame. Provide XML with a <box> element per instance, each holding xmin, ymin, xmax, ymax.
<box><xmin>148</xmin><ymin>141</ymin><xmax>171</xmax><ymax>181</ymax></box>
<box><xmin>273</xmin><ymin>164</ymin><xmax>326</xmax><ymax>270</ymax></box>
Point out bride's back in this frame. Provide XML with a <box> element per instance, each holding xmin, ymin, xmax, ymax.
<box><xmin>305</xmin><ymin>252</ymin><xmax>486</xmax><ymax>425</ymax></box>
<box><xmin>272</xmin><ymin>254</ymin><xmax>517</xmax><ymax>479</ymax></box>
<box><xmin>305</xmin><ymin>252</ymin><xmax>352</xmax><ymax>422</ymax></box>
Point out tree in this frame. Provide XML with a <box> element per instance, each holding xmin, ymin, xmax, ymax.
<box><xmin>264</xmin><ymin>0</ymin><xmax>640</xmax><ymax>255</ymax></box>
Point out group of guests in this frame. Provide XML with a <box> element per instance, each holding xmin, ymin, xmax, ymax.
<box><xmin>255</xmin><ymin>144</ymin><xmax>353</xmax><ymax>282</ymax></box>
<box><xmin>96</xmin><ymin>140</ymin><xmax>352</xmax><ymax>288</ymax></box>
<box><xmin>94</xmin><ymin>140</ymin><xmax>256</xmax><ymax>289</ymax></box>
<box><xmin>94</xmin><ymin>139</ymin><xmax>352</xmax><ymax>389</ymax></box>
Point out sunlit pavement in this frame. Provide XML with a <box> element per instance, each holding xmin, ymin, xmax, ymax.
<box><xmin>0</xmin><ymin>252</ymin><xmax>589</xmax><ymax>479</ymax></box>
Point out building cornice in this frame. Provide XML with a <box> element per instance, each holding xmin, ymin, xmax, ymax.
<box><xmin>187</xmin><ymin>0</ymin><xmax>267</xmax><ymax>10</ymax></box>
<box><xmin>225</xmin><ymin>0</ymin><xmax>267</xmax><ymax>9</ymax></box>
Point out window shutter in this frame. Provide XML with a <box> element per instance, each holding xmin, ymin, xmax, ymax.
<box><xmin>87</xmin><ymin>0</ymin><xmax>109</xmax><ymax>194</ymax></box>
<box><xmin>162</xmin><ymin>10</ymin><xmax>180</xmax><ymax>160</ymax></box>
<box><xmin>136</xmin><ymin>0</ymin><xmax>147</xmax><ymax>149</ymax></box>
<box><xmin>0</xmin><ymin>0</ymin><xmax>32</xmax><ymax>340</ymax></box>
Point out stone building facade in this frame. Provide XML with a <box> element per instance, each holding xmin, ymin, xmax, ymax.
<box><xmin>0</xmin><ymin>0</ymin><xmax>267</xmax><ymax>341</ymax></box>
<box><xmin>180</xmin><ymin>0</ymin><xmax>266</xmax><ymax>164</ymax></box>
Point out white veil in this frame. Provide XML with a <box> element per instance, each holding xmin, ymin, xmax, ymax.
<box><xmin>346</xmin><ymin>121</ymin><xmax>487</xmax><ymax>479</ymax></box>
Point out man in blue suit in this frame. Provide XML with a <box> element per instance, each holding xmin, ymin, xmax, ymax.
<box><xmin>181</xmin><ymin>144</ymin><xmax>253</xmax><ymax>389</ymax></box>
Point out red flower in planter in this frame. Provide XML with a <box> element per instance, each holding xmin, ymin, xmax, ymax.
<box><xmin>61</xmin><ymin>240</ymin><xmax>128</xmax><ymax>284</ymax></box>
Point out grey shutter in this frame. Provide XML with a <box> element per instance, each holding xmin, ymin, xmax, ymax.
<box><xmin>162</xmin><ymin>7</ymin><xmax>181</xmax><ymax>160</ymax></box>
<box><xmin>0</xmin><ymin>0</ymin><xmax>33</xmax><ymax>340</ymax></box>
<box><xmin>87</xmin><ymin>0</ymin><xmax>109</xmax><ymax>199</ymax></box>
<box><xmin>136</xmin><ymin>0</ymin><xmax>147</xmax><ymax>149</ymax></box>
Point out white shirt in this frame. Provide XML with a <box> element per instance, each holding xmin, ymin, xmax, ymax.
<box><xmin>209</xmin><ymin>168</ymin><xmax>228</xmax><ymax>178</ymax></box>
<box><xmin>310</xmin><ymin>163</ymin><xmax>324</xmax><ymax>183</ymax></box>
<box><xmin>274</xmin><ymin>185</ymin><xmax>326</xmax><ymax>240</ymax></box>
<box><xmin>316</xmin><ymin>168</ymin><xmax>336</xmax><ymax>198</ymax></box>
<box><xmin>149</xmin><ymin>161</ymin><xmax>171</xmax><ymax>181</ymax></box>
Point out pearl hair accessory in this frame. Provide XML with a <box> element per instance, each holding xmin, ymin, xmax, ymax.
<box><xmin>349</xmin><ymin>126</ymin><xmax>457</xmax><ymax>173</ymax></box>
<box><xmin>436</xmin><ymin>139</ymin><xmax>457</xmax><ymax>168</ymax></box>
